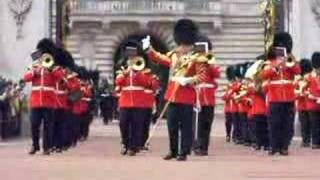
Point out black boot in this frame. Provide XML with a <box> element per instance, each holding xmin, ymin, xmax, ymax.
<box><xmin>28</xmin><ymin>147</ymin><xmax>40</xmax><ymax>155</ymax></box>
<box><xmin>176</xmin><ymin>154</ymin><xmax>187</xmax><ymax>161</ymax></box>
<box><xmin>163</xmin><ymin>153</ymin><xmax>177</xmax><ymax>160</ymax></box>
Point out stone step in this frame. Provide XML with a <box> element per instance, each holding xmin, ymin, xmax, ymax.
<box><xmin>216</xmin><ymin>53</ymin><xmax>261</xmax><ymax>59</ymax></box>
<box><xmin>223</xmin><ymin>17</ymin><xmax>263</xmax><ymax>24</ymax></box>
<box><xmin>222</xmin><ymin>23</ymin><xmax>262</xmax><ymax>29</ymax></box>
<box><xmin>215</xmin><ymin>47</ymin><xmax>263</xmax><ymax>54</ymax></box>
<box><xmin>210</xmin><ymin>34</ymin><xmax>264</xmax><ymax>41</ymax></box>
<box><xmin>212</xmin><ymin>40</ymin><xmax>264</xmax><ymax>47</ymax></box>
<box><xmin>221</xmin><ymin>27</ymin><xmax>264</xmax><ymax>34</ymax></box>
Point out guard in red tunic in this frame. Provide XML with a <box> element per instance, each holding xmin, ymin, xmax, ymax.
<box><xmin>295</xmin><ymin>59</ymin><xmax>312</xmax><ymax>147</ymax></box>
<box><xmin>140</xmin><ymin>71</ymin><xmax>160</xmax><ymax>150</ymax></box>
<box><xmin>115</xmin><ymin>46</ymin><xmax>157</xmax><ymax>156</ymax></box>
<box><xmin>259</xmin><ymin>32</ymin><xmax>301</xmax><ymax>155</ymax></box>
<box><xmin>223</xmin><ymin>67</ymin><xmax>241</xmax><ymax>144</ymax></box>
<box><xmin>79</xmin><ymin>80</ymin><xmax>93</xmax><ymax>141</ymax></box>
<box><xmin>246</xmin><ymin>80</ymin><xmax>269</xmax><ymax>151</ymax></box>
<box><xmin>304</xmin><ymin>53</ymin><xmax>320</xmax><ymax>149</ymax></box>
<box><xmin>192</xmin><ymin>35</ymin><xmax>221</xmax><ymax>156</ymax></box>
<box><xmin>52</xmin><ymin>48</ymin><xmax>77</xmax><ymax>153</ymax></box>
<box><xmin>63</xmin><ymin>69</ymin><xmax>81</xmax><ymax>148</ymax></box>
<box><xmin>234</xmin><ymin>64</ymin><xmax>252</xmax><ymax>146</ymax></box>
<box><xmin>222</xmin><ymin>66</ymin><xmax>237</xmax><ymax>142</ymax></box>
<box><xmin>143</xmin><ymin>19</ymin><xmax>206</xmax><ymax>161</ymax></box>
<box><xmin>24</xmin><ymin>39</ymin><xmax>64</xmax><ymax>155</ymax></box>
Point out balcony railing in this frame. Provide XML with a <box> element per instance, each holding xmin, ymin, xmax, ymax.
<box><xmin>69</xmin><ymin>0</ymin><xmax>222</xmax><ymax>15</ymax></box>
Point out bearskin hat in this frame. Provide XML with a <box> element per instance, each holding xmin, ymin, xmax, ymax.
<box><xmin>36</xmin><ymin>38</ymin><xmax>57</xmax><ymax>55</ymax></box>
<box><xmin>299</xmin><ymin>59</ymin><xmax>312</xmax><ymax>76</ymax></box>
<box><xmin>311</xmin><ymin>52</ymin><xmax>320</xmax><ymax>69</ymax></box>
<box><xmin>174</xmin><ymin>19</ymin><xmax>199</xmax><ymax>45</ymax></box>
<box><xmin>273</xmin><ymin>32</ymin><xmax>293</xmax><ymax>54</ymax></box>
<box><xmin>54</xmin><ymin>48</ymin><xmax>75</xmax><ymax>68</ymax></box>
<box><xmin>226</xmin><ymin>65</ymin><xmax>236</xmax><ymax>81</ymax></box>
<box><xmin>196</xmin><ymin>34</ymin><xmax>212</xmax><ymax>50</ymax></box>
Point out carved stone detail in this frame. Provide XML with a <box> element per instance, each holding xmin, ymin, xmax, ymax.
<box><xmin>311</xmin><ymin>0</ymin><xmax>320</xmax><ymax>27</ymax></box>
<box><xmin>8</xmin><ymin>0</ymin><xmax>33</xmax><ymax>40</ymax></box>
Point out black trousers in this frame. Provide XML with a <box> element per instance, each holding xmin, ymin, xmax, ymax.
<box><xmin>239</xmin><ymin>113</ymin><xmax>250</xmax><ymax>143</ymax></box>
<box><xmin>232</xmin><ymin>112</ymin><xmax>242</xmax><ymax>142</ymax></box>
<box><xmin>248</xmin><ymin>119</ymin><xmax>257</xmax><ymax>144</ymax></box>
<box><xmin>253</xmin><ymin>115</ymin><xmax>269</xmax><ymax>148</ymax></box>
<box><xmin>71</xmin><ymin>113</ymin><xmax>81</xmax><ymax>146</ymax></box>
<box><xmin>52</xmin><ymin>109</ymin><xmax>66</xmax><ymax>149</ymax></box>
<box><xmin>119</xmin><ymin>108</ymin><xmax>145</xmax><ymax>151</ymax></box>
<box><xmin>30</xmin><ymin>108</ymin><xmax>54</xmax><ymax>151</ymax></box>
<box><xmin>309</xmin><ymin>111</ymin><xmax>320</xmax><ymax>146</ymax></box>
<box><xmin>193</xmin><ymin>106</ymin><xmax>214</xmax><ymax>152</ymax></box>
<box><xmin>225</xmin><ymin>112</ymin><xmax>233</xmax><ymax>138</ymax></box>
<box><xmin>141</xmin><ymin>108</ymin><xmax>152</xmax><ymax>147</ymax></box>
<box><xmin>167</xmin><ymin>103</ymin><xmax>193</xmax><ymax>156</ymax></box>
<box><xmin>299</xmin><ymin>111</ymin><xmax>311</xmax><ymax>144</ymax></box>
<box><xmin>80</xmin><ymin>111</ymin><xmax>93</xmax><ymax>140</ymax></box>
<box><xmin>268</xmin><ymin>102</ymin><xmax>294</xmax><ymax>151</ymax></box>
<box><xmin>63</xmin><ymin>111</ymin><xmax>73</xmax><ymax>148</ymax></box>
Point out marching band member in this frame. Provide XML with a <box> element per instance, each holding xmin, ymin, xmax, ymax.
<box><xmin>295</xmin><ymin>59</ymin><xmax>312</xmax><ymax>147</ymax></box>
<box><xmin>63</xmin><ymin>68</ymin><xmax>81</xmax><ymax>149</ymax></box>
<box><xmin>244</xmin><ymin>61</ymin><xmax>269</xmax><ymax>151</ymax></box>
<box><xmin>222</xmin><ymin>66</ymin><xmax>237</xmax><ymax>142</ymax></box>
<box><xmin>115</xmin><ymin>44</ymin><xmax>156</xmax><ymax>156</ymax></box>
<box><xmin>305</xmin><ymin>52</ymin><xmax>320</xmax><ymax>149</ymax></box>
<box><xmin>140</xmin><ymin>71</ymin><xmax>160</xmax><ymax>150</ymax></box>
<box><xmin>223</xmin><ymin>66</ymin><xmax>241</xmax><ymax>144</ymax></box>
<box><xmin>70</xmin><ymin>67</ymin><xmax>87</xmax><ymax>147</ymax></box>
<box><xmin>79</xmin><ymin>80</ymin><xmax>93</xmax><ymax>141</ymax></box>
<box><xmin>235</xmin><ymin>64</ymin><xmax>251</xmax><ymax>146</ymax></box>
<box><xmin>143</xmin><ymin>19</ymin><xmax>206</xmax><ymax>161</ymax></box>
<box><xmin>259</xmin><ymin>32</ymin><xmax>301</xmax><ymax>155</ymax></box>
<box><xmin>53</xmin><ymin>67</ymin><xmax>69</xmax><ymax>153</ymax></box>
<box><xmin>192</xmin><ymin>35</ymin><xmax>220</xmax><ymax>156</ymax></box>
<box><xmin>23</xmin><ymin>39</ymin><xmax>64</xmax><ymax>155</ymax></box>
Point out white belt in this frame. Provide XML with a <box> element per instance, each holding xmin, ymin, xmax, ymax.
<box><xmin>269</xmin><ymin>80</ymin><xmax>293</xmax><ymax>85</ymax></box>
<box><xmin>56</xmin><ymin>90</ymin><xmax>67</xmax><ymax>95</ymax></box>
<box><xmin>122</xmin><ymin>86</ymin><xmax>145</xmax><ymax>91</ymax></box>
<box><xmin>196</xmin><ymin>83</ymin><xmax>215</xmax><ymax>89</ymax></box>
<box><xmin>32</xmin><ymin>86</ymin><xmax>55</xmax><ymax>91</ymax></box>
<box><xmin>144</xmin><ymin>89</ymin><xmax>154</xmax><ymax>94</ymax></box>
<box><xmin>81</xmin><ymin>98</ymin><xmax>91</xmax><ymax>102</ymax></box>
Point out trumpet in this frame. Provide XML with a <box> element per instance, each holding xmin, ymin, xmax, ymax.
<box><xmin>285</xmin><ymin>54</ymin><xmax>297</xmax><ymax>68</ymax></box>
<box><xmin>127</xmin><ymin>56</ymin><xmax>146</xmax><ymax>71</ymax></box>
<box><xmin>27</xmin><ymin>53</ymin><xmax>55</xmax><ymax>70</ymax></box>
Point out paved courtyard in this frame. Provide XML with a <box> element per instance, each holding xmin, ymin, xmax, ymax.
<box><xmin>1</xmin><ymin>119</ymin><xmax>320</xmax><ymax>180</ymax></box>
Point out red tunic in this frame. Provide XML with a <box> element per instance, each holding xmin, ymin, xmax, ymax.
<box><xmin>116</xmin><ymin>69</ymin><xmax>155</xmax><ymax>108</ymax></box>
<box><xmin>222</xmin><ymin>81</ymin><xmax>241</xmax><ymax>113</ymax></box>
<box><xmin>246</xmin><ymin>84</ymin><xmax>267</xmax><ymax>116</ymax></box>
<box><xmin>196</xmin><ymin>65</ymin><xmax>220</xmax><ymax>107</ymax></box>
<box><xmin>305</xmin><ymin>72</ymin><xmax>320</xmax><ymax>111</ymax></box>
<box><xmin>143</xmin><ymin>73</ymin><xmax>160</xmax><ymax>108</ymax></box>
<box><xmin>147</xmin><ymin>49</ymin><xmax>206</xmax><ymax>105</ymax></box>
<box><xmin>259</xmin><ymin>59</ymin><xmax>301</xmax><ymax>103</ymax></box>
<box><xmin>23</xmin><ymin>66</ymin><xmax>64</xmax><ymax>109</ymax></box>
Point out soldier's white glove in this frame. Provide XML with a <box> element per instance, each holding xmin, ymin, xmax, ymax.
<box><xmin>142</xmin><ymin>35</ymin><xmax>151</xmax><ymax>51</ymax></box>
<box><xmin>316</xmin><ymin>99</ymin><xmax>320</xmax><ymax>104</ymax></box>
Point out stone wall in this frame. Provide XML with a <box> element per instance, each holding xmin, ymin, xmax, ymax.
<box><xmin>291</xmin><ymin>0</ymin><xmax>320</xmax><ymax>59</ymax></box>
<box><xmin>0</xmin><ymin>0</ymin><xmax>50</xmax><ymax>80</ymax></box>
